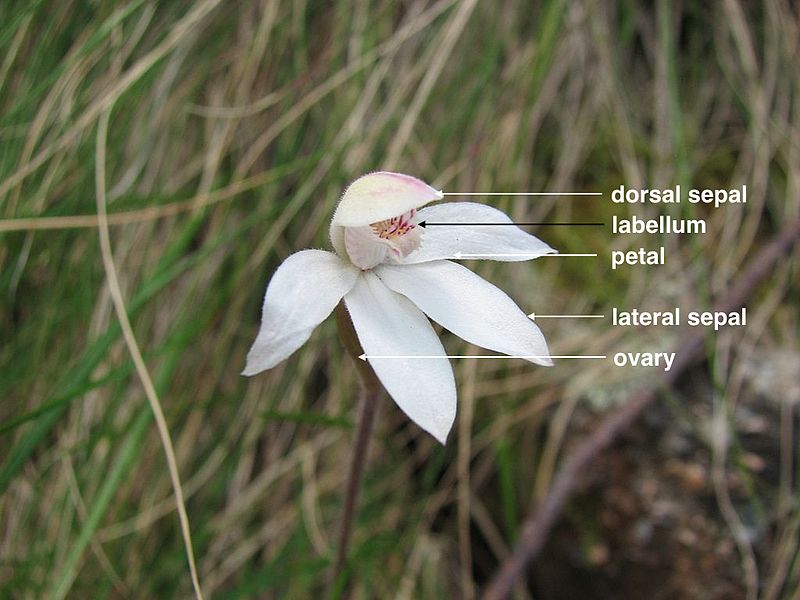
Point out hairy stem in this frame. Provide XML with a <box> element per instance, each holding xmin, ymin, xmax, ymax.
<box><xmin>333</xmin><ymin>387</ymin><xmax>380</xmax><ymax>587</ymax></box>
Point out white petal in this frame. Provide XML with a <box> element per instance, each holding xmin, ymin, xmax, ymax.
<box><xmin>376</xmin><ymin>261</ymin><xmax>553</xmax><ymax>366</ymax></box>
<box><xmin>344</xmin><ymin>226</ymin><xmax>387</xmax><ymax>270</ymax></box>
<box><xmin>405</xmin><ymin>202</ymin><xmax>556</xmax><ymax>263</ymax></box>
<box><xmin>344</xmin><ymin>272</ymin><xmax>456</xmax><ymax>443</ymax></box>
<box><xmin>332</xmin><ymin>172</ymin><xmax>442</xmax><ymax>228</ymax></box>
<box><xmin>243</xmin><ymin>250</ymin><xmax>359</xmax><ymax>375</ymax></box>
<box><xmin>330</xmin><ymin>220</ymin><xmax>348</xmax><ymax>260</ymax></box>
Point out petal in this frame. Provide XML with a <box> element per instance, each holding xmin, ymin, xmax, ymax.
<box><xmin>405</xmin><ymin>202</ymin><xmax>556</xmax><ymax>263</ymax></box>
<box><xmin>330</xmin><ymin>220</ymin><xmax>348</xmax><ymax>261</ymax></box>
<box><xmin>344</xmin><ymin>272</ymin><xmax>456</xmax><ymax>443</ymax></box>
<box><xmin>243</xmin><ymin>250</ymin><xmax>359</xmax><ymax>375</ymax></box>
<box><xmin>376</xmin><ymin>261</ymin><xmax>553</xmax><ymax>366</ymax></box>
<box><xmin>332</xmin><ymin>172</ymin><xmax>443</xmax><ymax>228</ymax></box>
<box><xmin>344</xmin><ymin>225</ymin><xmax>388</xmax><ymax>270</ymax></box>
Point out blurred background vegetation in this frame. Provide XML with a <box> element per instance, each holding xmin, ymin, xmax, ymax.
<box><xmin>1</xmin><ymin>0</ymin><xmax>799</xmax><ymax>598</ymax></box>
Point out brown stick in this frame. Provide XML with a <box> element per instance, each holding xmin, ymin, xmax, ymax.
<box><xmin>482</xmin><ymin>218</ymin><xmax>800</xmax><ymax>600</ymax></box>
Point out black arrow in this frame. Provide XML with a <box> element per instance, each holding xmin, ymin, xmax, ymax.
<box><xmin>418</xmin><ymin>221</ymin><xmax>604</xmax><ymax>228</ymax></box>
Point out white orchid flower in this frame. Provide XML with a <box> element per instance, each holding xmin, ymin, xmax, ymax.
<box><xmin>243</xmin><ymin>172</ymin><xmax>555</xmax><ymax>443</ymax></box>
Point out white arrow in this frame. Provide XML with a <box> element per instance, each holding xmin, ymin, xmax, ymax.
<box><xmin>528</xmin><ymin>313</ymin><xmax>605</xmax><ymax>320</ymax></box>
<box><xmin>358</xmin><ymin>354</ymin><xmax>606</xmax><ymax>361</ymax></box>
<box><xmin>453</xmin><ymin>252</ymin><xmax>597</xmax><ymax>259</ymax></box>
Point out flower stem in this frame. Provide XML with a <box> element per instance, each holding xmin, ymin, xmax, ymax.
<box><xmin>332</xmin><ymin>303</ymin><xmax>382</xmax><ymax>593</ymax></box>
<box><xmin>333</xmin><ymin>386</ymin><xmax>380</xmax><ymax>588</ymax></box>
